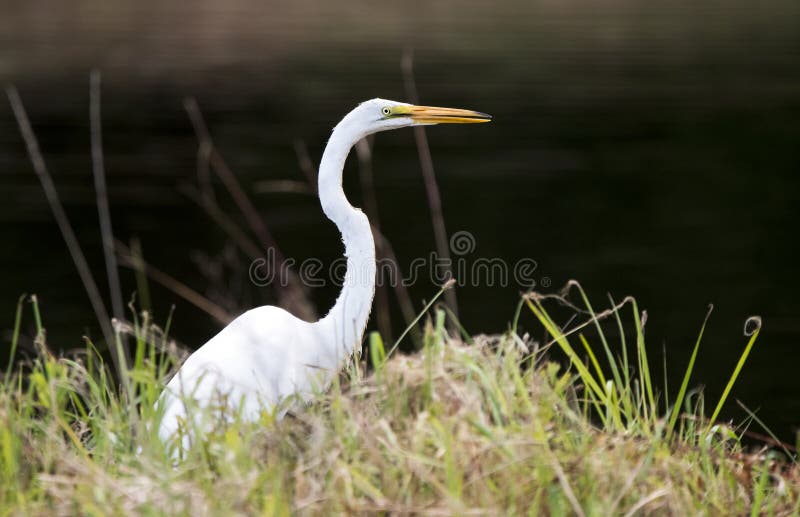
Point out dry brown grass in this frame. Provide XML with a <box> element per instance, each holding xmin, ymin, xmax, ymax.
<box><xmin>2</xmin><ymin>301</ymin><xmax>798</xmax><ymax>515</ymax></box>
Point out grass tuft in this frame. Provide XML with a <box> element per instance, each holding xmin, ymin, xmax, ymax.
<box><xmin>1</xmin><ymin>285</ymin><xmax>798</xmax><ymax>514</ymax></box>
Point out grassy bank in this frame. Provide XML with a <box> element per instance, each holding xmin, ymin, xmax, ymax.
<box><xmin>1</xmin><ymin>285</ymin><xmax>798</xmax><ymax>515</ymax></box>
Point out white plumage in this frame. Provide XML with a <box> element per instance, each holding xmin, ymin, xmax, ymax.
<box><xmin>156</xmin><ymin>98</ymin><xmax>490</xmax><ymax>451</ymax></box>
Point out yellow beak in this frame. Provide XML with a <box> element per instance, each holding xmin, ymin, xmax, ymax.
<box><xmin>397</xmin><ymin>105</ymin><xmax>492</xmax><ymax>124</ymax></box>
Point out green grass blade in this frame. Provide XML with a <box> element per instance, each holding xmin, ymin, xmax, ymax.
<box><xmin>388</xmin><ymin>280</ymin><xmax>454</xmax><ymax>358</ymax></box>
<box><xmin>526</xmin><ymin>299</ymin><xmax>606</xmax><ymax>406</ymax></box>
<box><xmin>708</xmin><ymin>318</ymin><xmax>762</xmax><ymax>430</ymax></box>
<box><xmin>631</xmin><ymin>300</ymin><xmax>656</xmax><ymax>426</ymax></box>
<box><xmin>666</xmin><ymin>305</ymin><xmax>712</xmax><ymax>439</ymax></box>
<box><xmin>5</xmin><ymin>294</ymin><xmax>26</xmax><ymax>379</ymax></box>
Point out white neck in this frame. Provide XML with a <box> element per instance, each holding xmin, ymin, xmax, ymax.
<box><xmin>316</xmin><ymin>121</ymin><xmax>376</xmax><ymax>363</ymax></box>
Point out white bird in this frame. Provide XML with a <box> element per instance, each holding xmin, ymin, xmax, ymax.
<box><xmin>157</xmin><ymin>98</ymin><xmax>491</xmax><ymax>451</ymax></box>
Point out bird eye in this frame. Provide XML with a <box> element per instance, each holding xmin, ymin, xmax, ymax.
<box><xmin>382</xmin><ymin>107</ymin><xmax>391</xmax><ymax>116</ymax></box>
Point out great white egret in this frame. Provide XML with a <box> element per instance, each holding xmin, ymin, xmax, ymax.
<box><xmin>157</xmin><ymin>98</ymin><xmax>491</xmax><ymax>450</ymax></box>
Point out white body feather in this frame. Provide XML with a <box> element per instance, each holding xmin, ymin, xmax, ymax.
<box><xmin>157</xmin><ymin>99</ymin><xmax>405</xmax><ymax>449</ymax></box>
<box><xmin>155</xmin><ymin>97</ymin><xmax>489</xmax><ymax>451</ymax></box>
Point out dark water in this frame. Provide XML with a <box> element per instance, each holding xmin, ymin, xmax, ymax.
<box><xmin>1</xmin><ymin>1</ymin><xmax>798</xmax><ymax>441</ymax></box>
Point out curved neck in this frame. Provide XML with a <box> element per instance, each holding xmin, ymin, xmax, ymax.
<box><xmin>317</xmin><ymin>123</ymin><xmax>376</xmax><ymax>361</ymax></box>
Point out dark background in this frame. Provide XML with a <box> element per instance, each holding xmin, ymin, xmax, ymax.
<box><xmin>1</xmin><ymin>1</ymin><xmax>798</xmax><ymax>441</ymax></box>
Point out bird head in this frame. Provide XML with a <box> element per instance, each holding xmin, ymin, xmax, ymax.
<box><xmin>339</xmin><ymin>98</ymin><xmax>491</xmax><ymax>136</ymax></box>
